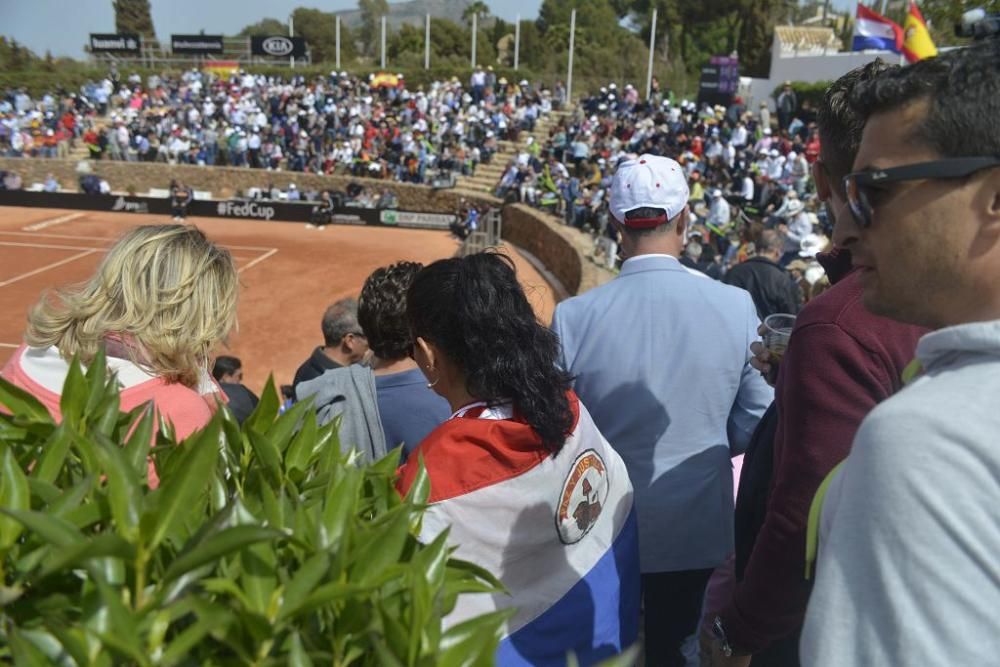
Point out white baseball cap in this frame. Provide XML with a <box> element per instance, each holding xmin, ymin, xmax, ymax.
<box><xmin>610</xmin><ymin>154</ymin><xmax>689</xmax><ymax>227</ymax></box>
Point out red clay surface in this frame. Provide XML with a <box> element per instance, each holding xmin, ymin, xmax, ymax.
<box><xmin>0</xmin><ymin>206</ymin><xmax>557</xmax><ymax>394</ymax></box>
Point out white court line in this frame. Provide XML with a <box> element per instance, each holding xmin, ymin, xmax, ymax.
<box><xmin>22</xmin><ymin>212</ymin><xmax>84</xmax><ymax>231</ymax></box>
<box><xmin>0</xmin><ymin>241</ymin><xmax>103</xmax><ymax>252</ymax></box>
<box><xmin>0</xmin><ymin>250</ymin><xmax>98</xmax><ymax>288</ymax></box>
<box><xmin>0</xmin><ymin>231</ymin><xmax>274</xmax><ymax>252</ymax></box>
<box><xmin>0</xmin><ymin>342</ymin><xmax>20</xmax><ymax>349</ymax></box>
<box><xmin>238</xmin><ymin>248</ymin><xmax>278</xmax><ymax>274</ymax></box>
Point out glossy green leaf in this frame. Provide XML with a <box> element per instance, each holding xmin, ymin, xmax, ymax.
<box><xmin>93</xmin><ymin>435</ymin><xmax>142</xmax><ymax>540</ymax></box>
<box><xmin>288</xmin><ymin>631</ymin><xmax>314</xmax><ymax>667</ymax></box>
<box><xmin>277</xmin><ymin>551</ymin><xmax>330</xmax><ymax>621</ymax></box>
<box><xmin>164</xmin><ymin>525</ymin><xmax>285</xmax><ymax>584</ymax></box>
<box><xmin>143</xmin><ymin>419</ymin><xmax>222</xmax><ymax>549</ymax></box>
<box><xmin>8</xmin><ymin>626</ymin><xmax>52</xmax><ymax>665</ymax></box>
<box><xmin>31</xmin><ymin>423</ymin><xmax>72</xmax><ymax>484</ymax></box>
<box><xmin>59</xmin><ymin>356</ymin><xmax>88</xmax><ymax>427</ymax></box>
<box><xmin>0</xmin><ymin>443</ymin><xmax>30</xmax><ymax>549</ymax></box>
<box><xmin>123</xmin><ymin>404</ymin><xmax>156</xmax><ymax>475</ymax></box>
<box><xmin>0</xmin><ymin>374</ymin><xmax>51</xmax><ymax>423</ymax></box>
<box><xmin>245</xmin><ymin>375</ymin><xmax>280</xmax><ymax>435</ymax></box>
<box><xmin>0</xmin><ymin>508</ymin><xmax>83</xmax><ymax>548</ymax></box>
<box><xmin>319</xmin><ymin>468</ymin><xmax>361</xmax><ymax>550</ymax></box>
<box><xmin>403</xmin><ymin>455</ymin><xmax>430</xmax><ymax>506</ymax></box>
<box><xmin>247</xmin><ymin>429</ymin><xmax>283</xmax><ymax>488</ymax></box>
<box><xmin>350</xmin><ymin>506</ymin><xmax>412</xmax><ymax>585</ymax></box>
<box><xmin>437</xmin><ymin>609</ymin><xmax>514</xmax><ymax>667</ymax></box>
<box><xmin>93</xmin><ymin>576</ymin><xmax>148</xmax><ymax>664</ymax></box>
<box><xmin>266</xmin><ymin>396</ymin><xmax>311</xmax><ymax>454</ymax></box>
<box><xmin>38</xmin><ymin>533</ymin><xmax>134</xmax><ymax>579</ymax></box>
<box><xmin>240</xmin><ymin>541</ymin><xmax>278</xmax><ymax>616</ymax></box>
<box><xmin>285</xmin><ymin>401</ymin><xmax>318</xmax><ymax>472</ymax></box>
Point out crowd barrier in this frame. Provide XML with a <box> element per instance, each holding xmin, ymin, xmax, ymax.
<box><xmin>0</xmin><ymin>190</ymin><xmax>457</xmax><ymax>230</ymax></box>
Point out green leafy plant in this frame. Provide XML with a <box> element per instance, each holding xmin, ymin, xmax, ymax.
<box><xmin>0</xmin><ymin>349</ymin><xmax>509</xmax><ymax>665</ymax></box>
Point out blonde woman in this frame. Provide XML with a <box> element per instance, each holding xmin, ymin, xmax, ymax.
<box><xmin>2</xmin><ymin>225</ymin><xmax>238</xmax><ymax>462</ymax></box>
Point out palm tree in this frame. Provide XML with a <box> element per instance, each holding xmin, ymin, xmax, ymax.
<box><xmin>462</xmin><ymin>1</ymin><xmax>490</xmax><ymax>28</ymax></box>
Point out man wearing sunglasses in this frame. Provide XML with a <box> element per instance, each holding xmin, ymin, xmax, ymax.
<box><xmin>705</xmin><ymin>60</ymin><xmax>926</xmax><ymax>667</ymax></box>
<box><xmin>802</xmin><ymin>39</ymin><xmax>1000</xmax><ymax>666</ymax></box>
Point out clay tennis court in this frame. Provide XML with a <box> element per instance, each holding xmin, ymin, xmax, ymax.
<box><xmin>0</xmin><ymin>206</ymin><xmax>557</xmax><ymax>394</ymax></box>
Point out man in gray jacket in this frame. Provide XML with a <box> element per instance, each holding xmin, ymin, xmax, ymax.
<box><xmin>802</xmin><ymin>40</ymin><xmax>1000</xmax><ymax>665</ymax></box>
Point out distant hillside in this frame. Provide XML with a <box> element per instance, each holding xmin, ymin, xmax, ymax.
<box><xmin>335</xmin><ymin>0</ymin><xmax>476</xmax><ymax>30</ymax></box>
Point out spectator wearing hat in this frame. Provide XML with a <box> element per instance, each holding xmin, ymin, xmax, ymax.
<box><xmin>723</xmin><ymin>229</ymin><xmax>801</xmax><ymax>320</ymax></box>
<box><xmin>707</xmin><ymin>189</ymin><xmax>732</xmax><ymax>235</ymax></box>
<box><xmin>778</xmin><ymin>198</ymin><xmax>812</xmax><ymax>266</ymax></box>
<box><xmin>552</xmin><ymin>154</ymin><xmax>772</xmax><ymax>667</ymax></box>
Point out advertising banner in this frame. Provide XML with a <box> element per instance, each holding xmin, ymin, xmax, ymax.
<box><xmin>89</xmin><ymin>33</ymin><xmax>141</xmax><ymax>54</ymax></box>
<box><xmin>250</xmin><ymin>36</ymin><xmax>307</xmax><ymax>58</ymax></box>
<box><xmin>171</xmin><ymin>34</ymin><xmax>225</xmax><ymax>54</ymax></box>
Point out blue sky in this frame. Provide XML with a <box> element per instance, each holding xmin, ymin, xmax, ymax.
<box><xmin>4</xmin><ymin>0</ymin><xmax>541</xmax><ymax>59</ymax></box>
<box><xmin>6</xmin><ymin>0</ymin><xmax>861</xmax><ymax>60</ymax></box>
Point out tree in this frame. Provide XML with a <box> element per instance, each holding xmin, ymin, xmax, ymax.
<box><xmin>237</xmin><ymin>17</ymin><xmax>288</xmax><ymax>37</ymax></box>
<box><xmin>112</xmin><ymin>0</ymin><xmax>156</xmax><ymax>40</ymax></box>
<box><xmin>291</xmin><ymin>8</ymin><xmax>358</xmax><ymax>65</ymax></box>
<box><xmin>917</xmin><ymin>0</ymin><xmax>1000</xmax><ymax>46</ymax></box>
<box><xmin>358</xmin><ymin>0</ymin><xmax>390</xmax><ymax>58</ymax></box>
<box><xmin>462</xmin><ymin>1</ymin><xmax>490</xmax><ymax>27</ymax></box>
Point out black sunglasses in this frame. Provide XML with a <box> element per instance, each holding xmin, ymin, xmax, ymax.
<box><xmin>844</xmin><ymin>156</ymin><xmax>1000</xmax><ymax>228</ymax></box>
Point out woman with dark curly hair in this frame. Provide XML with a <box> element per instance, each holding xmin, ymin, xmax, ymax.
<box><xmin>397</xmin><ymin>252</ymin><xmax>640</xmax><ymax>666</ymax></box>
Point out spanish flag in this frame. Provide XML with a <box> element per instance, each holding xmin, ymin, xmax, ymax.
<box><xmin>901</xmin><ymin>1</ymin><xmax>938</xmax><ymax>63</ymax></box>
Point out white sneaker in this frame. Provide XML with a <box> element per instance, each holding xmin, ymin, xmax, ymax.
<box><xmin>305</xmin><ymin>223</ymin><xmax>316</xmax><ymax>229</ymax></box>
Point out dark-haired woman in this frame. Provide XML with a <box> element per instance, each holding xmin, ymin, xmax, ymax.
<box><xmin>396</xmin><ymin>252</ymin><xmax>640</xmax><ymax>666</ymax></box>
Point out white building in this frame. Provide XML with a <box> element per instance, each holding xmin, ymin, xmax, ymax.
<box><xmin>741</xmin><ymin>25</ymin><xmax>899</xmax><ymax>112</ymax></box>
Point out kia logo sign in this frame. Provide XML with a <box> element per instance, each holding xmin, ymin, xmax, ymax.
<box><xmin>262</xmin><ymin>37</ymin><xmax>294</xmax><ymax>56</ymax></box>
<box><xmin>251</xmin><ymin>35</ymin><xmax>305</xmax><ymax>58</ymax></box>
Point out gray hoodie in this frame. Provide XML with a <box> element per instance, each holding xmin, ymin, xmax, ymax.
<box><xmin>801</xmin><ymin>319</ymin><xmax>1000</xmax><ymax>666</ymax></box>
<box><xmin>296</xmin><ymin>364</ymin><xmax>386</xmax><ymax>463</ymax></box>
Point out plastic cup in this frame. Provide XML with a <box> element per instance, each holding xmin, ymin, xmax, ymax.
<box><xmin>763</xmin><ymin>313</ymin><xmax>797</xmax><ymax>361</ymax></box>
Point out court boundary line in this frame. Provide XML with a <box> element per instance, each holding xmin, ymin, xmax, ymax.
<box><xmin>0</xmin><ymin>249</ymin><xmax>99</xmax><ymax>288</ymax></box>
<box><xmin>0</xmin><ymin>241</ymin><xmax>105</xmax><ymax>252</ymax></box>
<box><xmin>238</xmin><ymin>248</ymin><xmax>278</xmax><ymax>274</ymax></box>
<box><xmin>22</xmin><ymin>212</ymin><xmax>85</xmax><ymax>231</ymax></box>
<box><xmin>0</xmin><ymin>230</ymin><xmax>274</xmax><ymax>251</ymax></box>
<box><xmin>0</xmin><ymin>342</ymin><xmax>19</xmax><ymax>349</ymax></box>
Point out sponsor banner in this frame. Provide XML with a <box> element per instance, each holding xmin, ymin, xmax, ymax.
<box><xmin>379</xmin><ymin>209</ymin><xmax>456</xmax><ymax>230</ymax></box>
<box><xmin>250</xmin><ymin>36</ymin><xmax>307</xmax><ymax>58</ymax></box>
<box><xmin>171</xmin><ymin>34</ymin><xmax>225</xmax><ymax>54</ymax></box>
<box><xmin>0</xmin><ymin>191</ymin><xmax>451</xmax><ymax>230</ymax></box>
<box><xmin>89</xmin><ymin>33</ymin><xmax>141</xmax><ymax>54</ymax></box>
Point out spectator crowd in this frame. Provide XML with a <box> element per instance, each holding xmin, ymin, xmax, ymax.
<box><xmin>3</xmin><ymin>39</ymin><xmax>999</xmax><ymax>667</ymax></box>
<box><xmin>1</xmin><ymin>66</ymin><xmax>560</xmax><ymax>187</ymax></box>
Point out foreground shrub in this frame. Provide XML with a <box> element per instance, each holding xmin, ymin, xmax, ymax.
<box><xmin>0</xmin><ymin>349</ymin><xmax>508</xmax><ymax>665</ymax></box>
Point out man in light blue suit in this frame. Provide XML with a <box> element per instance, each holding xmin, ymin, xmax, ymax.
<box><xmin>551</xmin><ymin>154</ymin><xmax>773</xmax><ymax>667</ymax></box>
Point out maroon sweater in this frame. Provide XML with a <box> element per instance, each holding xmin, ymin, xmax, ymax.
<box><xmin>718</xmin><ymin>251</ymin><xmax>927</xmax><ymax>652</ymax></box>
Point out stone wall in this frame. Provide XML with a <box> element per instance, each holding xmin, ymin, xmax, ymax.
<box><xmin>0</xmin><ymin>157</ymin><xmax>482</xmax><ymax>214</ymax></box>
<box><xmin>0</xmin><ymin>157</ymin><xmax>612</xmax><ymax>298</ymax></box>
<box><xmin>501</xmin><ymin>204</ymin><xmax>612</xmax><ymax>297</ymax></box>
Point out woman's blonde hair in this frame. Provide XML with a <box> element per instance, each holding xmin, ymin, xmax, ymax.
<box><xmin>26</xmin><ymin>224</ymin><xmax>238</xmax><ymax>388</ymax></box>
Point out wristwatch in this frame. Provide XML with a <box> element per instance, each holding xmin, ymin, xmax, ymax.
<box><xmin>712</xmin><ymin>616</ymin><xmax>735</xmax><ymax>658</ymax></box>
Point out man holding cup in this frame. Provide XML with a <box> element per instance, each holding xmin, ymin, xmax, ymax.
<box><xmin>802</xmin><ymin>40</ymin><xmax>1000</xmax><ymax>665</ymax></box>
<box><xmin>705</xmin><ymin>61</ymin><xmax>925</xmax><ymax>666</ymax></box>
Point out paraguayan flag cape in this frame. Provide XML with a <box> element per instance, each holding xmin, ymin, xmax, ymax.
<box><xmin>397</xmin><ymin>390</ymin><xmax>640</xmax><ymax>666</ymax></box>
